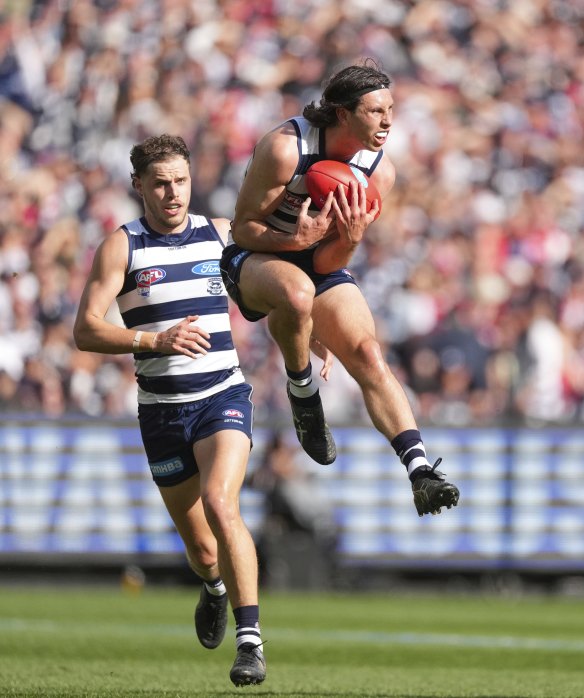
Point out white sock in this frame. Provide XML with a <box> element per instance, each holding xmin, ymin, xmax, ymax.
<box><xmin>288</xmin><ymin>376</ymin><xmax>318</xmax><ymax>399</ymax></box>
<box><xmin>236</xmin><ymin>625</ymin><xmax>263</xmax><ymax>652</ymax></box>
<box><xmin>205</xmin><ymin>579</ymin><xmax>227</xmax><ymax>596</ymax></box>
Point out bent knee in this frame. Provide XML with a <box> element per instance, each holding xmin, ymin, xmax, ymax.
<box><xmin>346</xmin><ymin>336</ymin><xmax>387</xmax><ymax>380</ymax></box>
<box><xmin>202</xmin><ymin>492</ymin><xmax>240</xmax><ymax>531</ymax></box>
<box><xmin>241</xmin><ymin>261</ymin><xmax>314</xmax><ymax>316</ymax></box>
<box><xmin>186</xmin><ymin>539</ymin><xmax>217</xmax><ymax>572</ymax></box>
<box><xmin>286</xmin><ymin>283</ymin><xmax>315</xmax><ymax>317</ymax></box>
<box><xmin>271</xmin><ymin>274</ymin><xmax>315</xmax><ymax>317</ymax></box>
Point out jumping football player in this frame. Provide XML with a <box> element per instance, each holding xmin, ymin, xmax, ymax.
<box><xmin>220</xmin><ymin>60</ymin><xmax>460</xmax><ymax>517</ymax></box>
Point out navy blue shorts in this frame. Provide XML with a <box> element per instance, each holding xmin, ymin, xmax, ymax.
<box><xmin>138</xmin><ymin>382</ymin><xmax>254</xmax><ymax>487</ymax></box>
<box><xmin>220</xmin><ymin>243</ymin><xmax>357</xmax><ymax>322</ymax></box>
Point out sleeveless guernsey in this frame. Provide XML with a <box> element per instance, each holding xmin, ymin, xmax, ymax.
<box><xmin>117</xmin><ymin>214</ymin><xmax>244</xmax><ymax>404</ymax></box>
<box><xmin>264</xmin><ymin>116</ymin><xmax>383</xmax><ymax>235</ymax></box>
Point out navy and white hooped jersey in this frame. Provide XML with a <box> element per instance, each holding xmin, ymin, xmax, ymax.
<box><xmin>117</xmin><ymin>214</ymin><xmax>244</xmax><ymax>405</ymax></box>
<box><xmin>263</xmin><ymin>116</ymin><xmax>383</xmax><ymax>236</ymax></box>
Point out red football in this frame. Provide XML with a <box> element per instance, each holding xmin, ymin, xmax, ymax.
<box><xmin>305</xmin><ymin>160</ymin><xmax>381</xmax><ymax>219</ymax></box>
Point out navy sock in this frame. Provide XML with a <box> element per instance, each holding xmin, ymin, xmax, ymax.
<box><xmin>233</xmin><ymin>605</ymin><xmax>262</xmax><ymax>650</ymax></box>
<box><xmin>391</xmin><ymin>429</ymin><xmax>431</xmax><ymax>480</ymax></box>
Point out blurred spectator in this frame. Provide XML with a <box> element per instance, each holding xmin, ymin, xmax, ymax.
<box><xmin>0</xmin><ymin>0</ymin><xmax>583</xmax><ymax>426</ymax></box>
<box><xmin>248</xmin><ymin>431</ymin><xmax>338</xmax><ymax>589</ymax></box>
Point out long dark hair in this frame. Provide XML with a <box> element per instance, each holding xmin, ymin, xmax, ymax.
<box><xmin>303</xmin><ymin>59</ymin><xmax>392</xmax><ymax>128</ymax></box>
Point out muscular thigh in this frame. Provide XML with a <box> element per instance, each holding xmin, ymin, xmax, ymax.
<box><xmin>312</xmin><ymin>284</ymin><xmax>376</xmax><ymax>361</ymax></box>
<box><xmin>158</xmin><ymin>474</ymin><xmax>203</xmax><ymax>533</ymax></box>
<box><xmin>194</xmin><ymin>428</ymin><xmax>251</xmax><ymax>498</ymax></box>
<box><xmin>239</xmin><ymin>254</ymin><xmax>314</xmax><ymax>315</ymax></box>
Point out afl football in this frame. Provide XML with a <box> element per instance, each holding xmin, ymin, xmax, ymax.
<box><xmin>305</xmin><ymin>160</ymin><xmax>381</xmax><ymax>219</ymax></box>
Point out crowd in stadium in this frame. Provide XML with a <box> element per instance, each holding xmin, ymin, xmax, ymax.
<box><xmin>0</xmin><ymin>0</ymin><xmax>583</xmax><ymax>427</ymax></box>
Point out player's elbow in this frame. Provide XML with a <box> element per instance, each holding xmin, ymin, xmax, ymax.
<box><xmin>73</xmin><ymin>319</ymin><xmax>92</xmax><ymax>351</ymax></box>
<box><xmin>230</xmin><ymin>213</ymin><xmax>260</xmax><ymax>248</ymax></box>
<box><xmin>230</xmin><ymin>222</ymin><xmax>246</xmax><ymax>247</ymax></box>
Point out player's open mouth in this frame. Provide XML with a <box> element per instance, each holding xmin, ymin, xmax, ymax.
<box><xmin>375</xmin><ymin>132</ymin><xmax>388</xmax><ymax>144</ymax></box>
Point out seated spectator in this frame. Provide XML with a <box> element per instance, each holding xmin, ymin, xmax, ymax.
<box><xmin>0</xmin><ymin>1</ymin><xmax>582</xmax><ymax>426</ymax></box>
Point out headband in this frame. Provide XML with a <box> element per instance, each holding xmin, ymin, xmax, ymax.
<box><xmin>348</xmin><ymin>83</ymin><xmax>390</xmax><ymax>100</ymax></box>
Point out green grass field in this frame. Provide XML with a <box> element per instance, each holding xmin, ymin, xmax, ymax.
<box><xmin>0</xmin><ymin>585</ymin><xmax>583</xmax><ymax>698</ymax></box>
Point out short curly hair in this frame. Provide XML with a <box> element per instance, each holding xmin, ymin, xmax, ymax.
<box><xmin>130</xmin><ymin>134</ymin><xmax>190</xmax><ymax>183</ymax></box>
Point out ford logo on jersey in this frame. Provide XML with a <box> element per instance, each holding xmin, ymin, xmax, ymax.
<box><xmin>192</xmin><ymin>261</ymin><xmax>220</xmax><ymax>276</ymax></box>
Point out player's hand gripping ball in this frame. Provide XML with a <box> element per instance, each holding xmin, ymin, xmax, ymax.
<box><xmin>305</xmin><ymin>160</ymin><xmax>381</xmax><ymax>220</ymax></box>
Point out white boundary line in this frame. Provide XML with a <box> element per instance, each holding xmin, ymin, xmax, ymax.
<box><xmin>2</xmin><ymin>618</ymin><xmax>584</xmax><ymax>652</ymax></box>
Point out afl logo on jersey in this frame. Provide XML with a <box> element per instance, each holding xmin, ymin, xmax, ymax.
<box><xmin>282</xmin><ymin>190</ymin><xmax>304</xmax><ymax>213</ymax></box>
<box><xmin>136</xmin><ymin>268</ymin><xmax>166</xmax><ymax>297</ymax></box>
<box><xmin>192</xmin><ymin>261</ymin><xmax>220</xmax><ymax>276</ymax></box>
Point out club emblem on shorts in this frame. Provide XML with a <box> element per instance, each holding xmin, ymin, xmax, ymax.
<box><xmin>136</xmin><ymin>268</ymin><xmax>166</xmax><ymax>297</ymax></box>
<box><xmin>231</xmin><ymin>252</ymin><xmax>246</xmax><ymax>267</ymax></box>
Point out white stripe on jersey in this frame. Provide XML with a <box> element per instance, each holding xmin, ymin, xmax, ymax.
<box><xmin>124</xmin><ymin>213</ymin><xmax>210</xmax><ymax>236</ymax></box>
<box><xmin>128</xmin><ymin>313</ymin><xmax>232</xmax><ymax>335</ymax></box>
<box><xmin>136</xmin><ymin>349</ymin><xmax>240</xmax><ymax>378</ymax></box>
<box><xmin>118</xmin><ymin>278</ymin><xmax>223</xmax><ymax>314</ymax></box>
<box><xmin>130</xmin><ymin>239</ymin><xmax>221</xmax><ymax>268</ymax></box>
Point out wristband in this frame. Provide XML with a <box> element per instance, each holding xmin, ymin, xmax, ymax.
<box><xmin>132</xmin><ymin>331</ymin><xmax>143</xmax><ymax>352</ymax></box>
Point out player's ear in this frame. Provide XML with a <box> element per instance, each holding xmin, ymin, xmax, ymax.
<box><xmin>336</xmin><ymin>106</ymin><xmax>350</xmax><ymax>125</ymax></box>
<box><xmin>131</xmin><ymin>174</ymin><xmax>143</xmax><ymax>196</ymax></box>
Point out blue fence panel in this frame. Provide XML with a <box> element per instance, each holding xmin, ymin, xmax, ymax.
<box><xmin>1</xmin><ymin>420</ymin><xmax>583</xmax><ymax>571</ymax></box>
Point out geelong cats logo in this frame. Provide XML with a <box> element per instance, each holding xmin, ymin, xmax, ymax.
<box><xmin>207</xmin><ymin>278</ymin><xmax>223</xmax><ymax>295</ymax></box>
